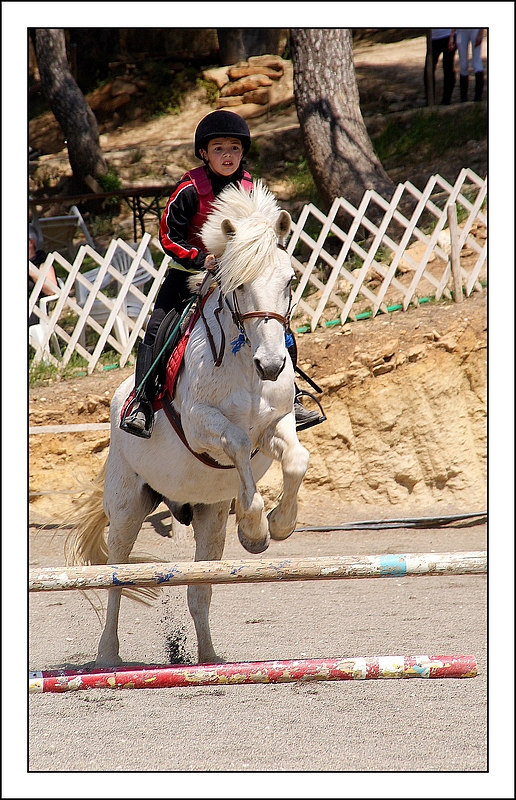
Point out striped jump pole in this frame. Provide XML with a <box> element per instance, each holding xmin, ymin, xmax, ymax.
<box><xmin>29</xmin><ymin>654</ymin><xmax>477</xmax><ymax>693</ymax></box>
<box><xmin>29</xmin><ymin>551</ymin><xmax>486</xmax><ymax>593</ymax></box>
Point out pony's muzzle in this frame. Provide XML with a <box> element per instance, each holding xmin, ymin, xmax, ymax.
<box><xmin>253</xmin><ymin>355</ymin><xmax>286</xmax><ymax>382</ymax></box>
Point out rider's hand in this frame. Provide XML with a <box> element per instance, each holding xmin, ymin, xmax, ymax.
<box><xmin>204</xmin><ymin>254</ymin><xmax>217</xmax><ymax>272</ymax></box>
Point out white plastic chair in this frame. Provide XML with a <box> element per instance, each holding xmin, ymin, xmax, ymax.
<box><xmin>29</xmin><ymin>282</ymin><xmax>64</xmax><ymax>362</ymax></box>
<box><xmin>75</xmin><ymin>242</ymin><xmax>153</xmax><ymax>347</ymax></box>
<box><xmin>31</xmin><ymin>205</ymin><xmax>96</xmax><ymax>261</ymax></box>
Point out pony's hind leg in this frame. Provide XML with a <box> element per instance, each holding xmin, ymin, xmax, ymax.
<box><xmin>96</xmin><ymin>480</ymin><xmax>159</xmax><ymax>667</ymax></box>
<box><xmin>187</xmin><ymin>500</ymin><xmax>231</xmax><ymax>664</ymax></box>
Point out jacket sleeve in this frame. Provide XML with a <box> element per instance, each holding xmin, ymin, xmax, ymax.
<box><xmin>159</xmin><ymin>181</ymin><xmax>208</xmax><ymax>272</ymax></box>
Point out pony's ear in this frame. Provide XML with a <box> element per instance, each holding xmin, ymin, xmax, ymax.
<box><xmin>275</xmin><ymin>210</ymin><xmax>291</xmax><ymax>242</ymax></box>
<box><xmin>221</xmin><ymin>219</ymin><xmax>236</xmax><ymax>238</ymax></box>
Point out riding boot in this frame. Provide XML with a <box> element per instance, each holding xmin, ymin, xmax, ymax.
<box><xmin>120</xmin><ymin>341</ymin><xmax>156</xmax><ymax>438</ymax></box>
<box><xmin>460</xmin><ymin>74</ymin><xmax>469</xmax><ymax>102</ymax></box>
<box><xmin>441</xmin><ymin>74</ymin><xmax>455</xmax><ymax>105</ymax></box>
<box><xmin>474</xmin><ymin>71</ymin><xmax>484</xmax><ymax>101</ymax></box>
<box><xmin>294</xmin><ymin>386</ymin><xmax>327</xmax><ymax>431</ymax></box>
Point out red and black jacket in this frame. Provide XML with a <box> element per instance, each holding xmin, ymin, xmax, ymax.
<box><xmin>159</xmin><ymin>165</ymin><xmax>253</xmax><ymax>272</ymax></box>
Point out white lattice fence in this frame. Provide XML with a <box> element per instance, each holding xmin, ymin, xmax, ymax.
<box><xmin>29</xmin><ymin>170</ymin><xmax>487</xmax><ymax>372</ymax></box>
<box><xmin>288</xmin><ymin>168</ymin><xmax>487</xmax><ymax>331</ymax></box>
<box><xmin>29</xmin><ymin>233</ymin><xmax>170</xmax><ymax>373</ymax></box>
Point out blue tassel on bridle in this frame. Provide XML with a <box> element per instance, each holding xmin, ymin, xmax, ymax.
<box><xmin>231</xmin><ymin>332</ymin><xmax>247</xmax><ymax>354</ymax></box>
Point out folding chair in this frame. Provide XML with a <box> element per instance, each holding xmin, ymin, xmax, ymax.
<box><xmin>29</xmin><ymin>281</ymin><xmax>64</xmax><ymax>362</ymax></box>
<box><xmin>75</xmin><ymin>241</ymin><xmax>154</xmax><ymax>348</ymax></box>
<box><xmin>31</xmin><ymin>205</ymin><xmax>96</xmax><ymax>261</ymax></box>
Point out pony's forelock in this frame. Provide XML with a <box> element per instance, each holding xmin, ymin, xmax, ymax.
<box><xmin>200</xmin><ymin>181</ymin><xmax>285</xmax><ymax>294</ymax></box>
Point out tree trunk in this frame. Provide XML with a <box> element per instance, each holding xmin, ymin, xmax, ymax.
<box><xmin>290</xmin><ymin>29</ymin><xmax>395</xmax><ymax>211</ymax></box>
<box><xmin>32</xmin><ymin>28</ymin><xmax>107</xmax><ymax>192</ymax></box>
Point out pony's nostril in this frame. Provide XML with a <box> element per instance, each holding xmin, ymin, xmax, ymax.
<box><xmin>254</xmin><ymin>358</ymin><xmax>266</xmax><ymax>379</ymax></box>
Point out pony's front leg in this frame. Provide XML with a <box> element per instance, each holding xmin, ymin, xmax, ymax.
<box><xmin>260</xmin><ymin>413</ymin><xmax>310</xmax><ymax>541</ymax></box>
<box><xmin>185</xmin><ymin>406</ymin><xmax>269</xmax><ymax>554</ymax></box>
<box><xmin>188</xmin><ymin>500</ymin><xmax>231</xmax><ymax>663</ymax></box>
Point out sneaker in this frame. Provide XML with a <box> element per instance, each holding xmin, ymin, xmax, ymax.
<box><xmin>294</xmin><ymin>401</ymin><xmax>326</xmax><ymax>432</ymax></box>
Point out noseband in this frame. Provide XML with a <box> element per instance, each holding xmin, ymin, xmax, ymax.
<box><xmin>200</xmin><ymin>242</ymin><xmax>292</xmax><ymax>367</ymax></box>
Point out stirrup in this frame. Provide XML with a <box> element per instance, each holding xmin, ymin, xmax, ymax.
<box><xmin>120</xmin><ymin>396</ymin><xmax>155</xmax><ymax>439</ymax></box>
<box><xmin>294</xmin><ymin>389</ymin><xmax>327</xmax><ymax>432</ymax></box>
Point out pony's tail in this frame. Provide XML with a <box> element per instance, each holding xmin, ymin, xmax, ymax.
<box><xmin>64</xmin><ymin>460</ymin><xmax>109</xmax><ymax>566</ymax></box>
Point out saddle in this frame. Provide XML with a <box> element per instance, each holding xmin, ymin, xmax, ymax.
<box><xmin>119</xmin><ymin>304</ymin><xmax>200</xmax><ymax>425</ymax></box>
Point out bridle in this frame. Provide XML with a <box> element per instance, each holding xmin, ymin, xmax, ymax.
<box><xmin>199</xmin><ymin>242</ymin><xmax>293</xmax><ymax>367</ymax></box>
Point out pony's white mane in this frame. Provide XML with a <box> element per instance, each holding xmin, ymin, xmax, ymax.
<box><xmin>201</xmin><ymin>180</ymin><xmax>285</xmax><ymax>295</ymax></box>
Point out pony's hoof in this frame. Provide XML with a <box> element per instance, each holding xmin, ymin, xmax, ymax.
<box><xmin>269</xmin><ymin>527</ymin><xmax>295</xmax><ymax>541</ymax></box>
<box><xmin>199</xmin><ymin>654</ymin><xmax>226</xmax><ymax>665</ymax></box>
<box><xmin>238</xmin><ymin>527</ymin><xmax>270</xmax><ymax>554</ymax></box>
<box><xmin>267</xmin><ymin>508</ymin><xmax>295</xmax><ymax>541</ymax></box>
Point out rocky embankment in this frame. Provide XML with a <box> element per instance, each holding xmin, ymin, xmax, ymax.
<box><xmin>29</xmin><ymin>291</ymin><xmax>486</xmax><ymax>526</ymax></box>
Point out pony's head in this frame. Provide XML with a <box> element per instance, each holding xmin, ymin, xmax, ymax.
<box><xmin>198</xmin><ymin>181</ymin><xmax>294</xmax><ymax>382</ymax></box>
<box><xmin>200</xmin><ymin>181</ymin><xmax>291</xmax><ymax>296</ymax></box>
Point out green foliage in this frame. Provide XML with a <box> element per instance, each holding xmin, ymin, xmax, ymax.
<box><xmin>373</xmin><ymin>105</ymin><xmax>487</xmax><ymax>163</ymax></box>
<box><xmin>284</xmin><ymin>156</ymin><xmax>318</xmax><ymax>201</ymax></box>
<box><xmin>197</xmin><ymin>76</ymin><xmax>219</xmax><ymax>107</ymax></box>
<box><xmin>97</xmin><ymin>168</ymin><xmax>122</xmax><ymax>193</ymax></box>
<box><xmin>144</xmin><ymin>64</ymin><xmax>198</xmax><ymax>118</ymax></box>
<box><xmin>29</xmin><ymin>357</ymin><xmax>60</xmax><ymax>387</ymax></box>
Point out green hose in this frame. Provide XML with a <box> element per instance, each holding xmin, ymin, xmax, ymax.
<box><xmin>296</xmin><ymin>297</ymin><xmax>435</xmax><ymax>333</ymax></box>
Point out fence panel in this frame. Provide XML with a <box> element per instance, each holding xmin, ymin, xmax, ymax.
<box><xmin>29</xmin><ymin>171</ymin><xmax>487</xmax><ymax>368</ymax></box>
<box><xmin>287</xmin><ymin>169</ymin><xmax>487</xmax><ymax>331</ymax></box>
<box><xmin>29</xmin><ymin>234</ymin><xmax>170</xmax><ymax>373</ymax></box>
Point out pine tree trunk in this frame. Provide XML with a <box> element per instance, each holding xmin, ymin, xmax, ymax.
<box><xmin>32</xmin><ymin>28</ymin><xmax>107</xmax><ymax>191</ymax></box>
<box><xmin>290</xmin><ymin>29</ymin><xmax>395</xmax><ymax>210</ymax></box>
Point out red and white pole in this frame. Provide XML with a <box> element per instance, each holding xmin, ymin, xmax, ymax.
<box><xmin>29</xmin><ymin>654</ymin><xmax>477</xmax><ymax>693</ymax></box>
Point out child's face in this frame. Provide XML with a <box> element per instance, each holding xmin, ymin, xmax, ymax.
<box><xmin>201</xmin><ymin>137</ymin><xmax>244</xmax><ymax>177</ymax></box>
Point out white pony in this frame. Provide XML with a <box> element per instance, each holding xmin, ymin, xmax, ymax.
<box><xmin>69</xmin><ymin>181</ymin><xmax>310</xmax><ymax>666</ymax></box>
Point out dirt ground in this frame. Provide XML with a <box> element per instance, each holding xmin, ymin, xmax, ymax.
<box><xmin>24</xmin><ymin>33</ymin><xmax>493</xmax><ymax>786</ymax></box>
<box><xmin>27</xmin><ymin>519</ymin><xmax>487</xmax><ymax>775</ymax></box>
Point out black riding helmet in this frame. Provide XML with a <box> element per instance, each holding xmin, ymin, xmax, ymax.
<box><xmin>194</xmin><ymin>110</ymin><xmax>251</xmax><ymax>160</ymax></box>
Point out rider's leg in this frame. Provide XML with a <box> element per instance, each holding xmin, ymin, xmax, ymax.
<box><xmin>122</xmin><ymin>269</ymin><xmax>191</xmax><ymax>437</ymax></box>
<box><xmin>120</xmin><ymin>337</ymin><xmax>160</xmax><ymax>436</ymax></box>
<box><xmin>285</xmin><ymin>329</ymin><xmax>326</xmax><ymax>431</ymax></box>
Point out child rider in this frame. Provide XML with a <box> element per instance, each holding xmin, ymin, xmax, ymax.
<box><xmin>122</xmin><ymin>110</ymin><xmax>325</xmax><ymax>437</ymax></box>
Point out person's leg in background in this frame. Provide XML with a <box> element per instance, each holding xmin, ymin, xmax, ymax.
<box><xmin>471</xmin><ymin>29</ymin><xmax>484</xmax><ymax>101</ymax></box>
<box><xmin>457</xmin><ymin>29</ymin><xmax>471</xmax><ymax>102</ymax></box>
<box><xmin>441</xmin><ymin>34</ymin><xmax>457</xmax><ymax>105</ymax></box>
